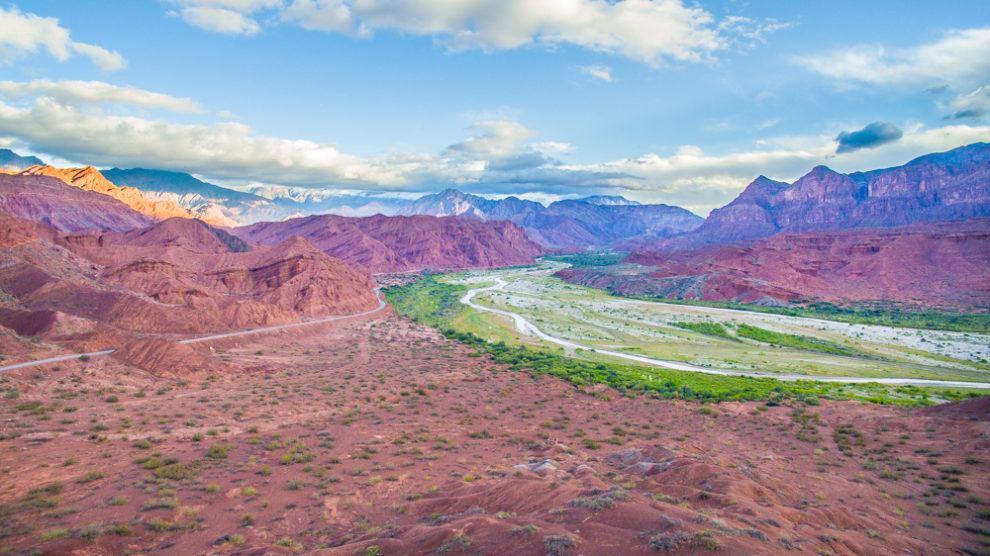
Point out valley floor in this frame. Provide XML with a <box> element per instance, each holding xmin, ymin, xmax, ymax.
<box><xmin>1</xmin><ymin>312</ymin><xmax>989</xmax><ymax>555</ymax></box>
<box><xmin>446</xmin><ymin>262</ymin><xmax>990</xmax><ymax>386</ymax></box>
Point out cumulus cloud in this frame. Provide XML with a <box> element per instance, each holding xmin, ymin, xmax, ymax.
<box><xmin>1</xmin><ymin>83</ymin><xmax>987</xmax><ymax>215</ymax></box>
<box><xmin>445</xmin><ymin>120</ymin><xmax>534</xmax><ymax>158</ymax></box>
<box><xmin>0</xmin><ymin>80</ymin><xmax>203</xmax><ymax>113</ymax></box>
<box><xmin>168</xmin><ymin>0</ymin><xmax>284</xmax><ymax>36</ymax></box>
<box><xmin>170</xmin><ymin>0</ymin><xmax>784</xmax><ymax>66</ymax></box>
<box><xmin>834</xmin><ymin>121</ymin><xmax>903</xmax><ymax>153</ymax></box>
<box><xmin>798</xmin><ymin>27</ymin><xmax>990</xmax><ymax>91</ymax></box>
<box><xmin>580</xmin><ymin>65</ymin><xmax>613</xmax><ymax>82</ymax></box>
<box><xmin>0</xmin><ymin>5</ymin><xmax>125</xmax><ymax>70</ymax></box>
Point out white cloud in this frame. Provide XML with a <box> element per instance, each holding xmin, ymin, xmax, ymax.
<box><xmin>445</xmin><ymin>120</ymin><xmax>535</xmax><ymax>158</ymax></box>
<box><xmin>0</xmin><ymin>80</ymin><xmax>203</xmax><ymax>113</ymax></box>
<box><xmin>284</xmin><ymin>0</ymin><xmax>728</xmax><ymax>66</ymax></box>
<box><xmin>580</xmin><ymin>65</ymin><xmax>613</xmax><ymax>82</ymax></box>
<box><xmin>162</xmin><ymin>0</ymin><xmax>786</xmax><ymax>66</ymax></box>
<box><xmin>797</xmin><ymin>28</ymin><xmax>990</xmax><ymax>91</ymax></box>
<box><xmin>0</xmin><ymin>6</ymin><xmax>126</xmax><ymax>70</ymax></box>
<box><xmin>0</xmin><ymin>96</ymin><xmax>397</xmax><ymax>187</ymax></box>
<box><xmin>946</xmin><ymin>85</ymin><xmax>990</xmax><ymax>120</ymax></box>
<box><xmin>169</xmin><ymin>0</ymin><xmax>284</xmax><ymax>35</ymax></box>
<box><xmin>180</xmin><ymin>7</ymin><xmax>263</xmax><ymax>35</ymax></box>
<box><xmin>0</xmin><ymin>84</ymin><xmax>986</xmax><ymax>216</ymax></box>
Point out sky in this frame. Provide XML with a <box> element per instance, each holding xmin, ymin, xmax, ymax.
<box><xmin>0</xmin><ymin>0</ymin><xmax>989</xmax><ymax>215</ymax></box>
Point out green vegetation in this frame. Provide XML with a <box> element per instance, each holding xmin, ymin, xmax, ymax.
<box><xmin>383</xmin><ymin>277</ymin><xmax>466</xmax><ymax>328</ymax></box>
<box><xmin>735</xmin><ymin>324</ymin><xmax>857</xmax><ymax>356</ymax></box>
<box><xmin>632</xmin><ymin>295</ymin><xmax>990</xmax><ymax>334</ymax></box>
<box><xmin>544</xmin><ymin>251</ymin><xmax>627</xmax><ymax>268</ymax></box>
<box><xmin>672</xmin><ymin>321</ymin><xmax>734</xmax><ymax>340</ymax></box>
<box><xmin>386</xmin><ymin>277</ymin><xmax>978</xmax><ymax>406</ymax></box>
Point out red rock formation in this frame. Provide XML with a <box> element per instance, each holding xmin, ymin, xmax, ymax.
<box><xmin>653</xmin><ymin>142</ymin><xmax>990</xmax><ymax>252</ymax></box>
<box><xmin>0</xmin><ymin>173</ymin><xmax>153</xmax><ymax>232</ymax></box>
<box><xmin>560</xmin><ymin>219</ymin><xmax>990</xmax><ymax>309</ymax></box>
<box><xmin>0</xmin><ymin>213</ymin><xmax>379</xmax><ymax>339</ymax></box>
<box><xmin>235</xmin><ymin>213</ymin><xmax>544</xmax><ymax>273</ymax></box>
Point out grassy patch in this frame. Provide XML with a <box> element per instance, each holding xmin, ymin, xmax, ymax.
<box><xmin>736</xmin><ymin>324</ymin><xmax>857</xmax><ymax>356</ymax></box>
<box><xmin>544</xmin><ymin>251</ymin><xmax>627</xmax><ymax>268</ymax></box>
<box><xmin>672</xmin><ymin>321</ymin><xmax>734</xmax><ymax>340</ymax></box>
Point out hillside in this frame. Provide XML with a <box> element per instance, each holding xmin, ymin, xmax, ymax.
<box><xmin>235</xmin><ymin>213</ymin><xmax>544</xmax><ymax>273</ymax></box>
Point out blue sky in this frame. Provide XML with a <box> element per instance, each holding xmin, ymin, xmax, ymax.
<box><xmin>1</xmin><ymin>0</ymin><xmax>988</xmax><ymax>214</ymax></box>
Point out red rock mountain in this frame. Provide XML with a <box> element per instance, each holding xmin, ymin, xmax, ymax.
<box><xmin>17</xmin><ymin>165</ymin><xmax>233</xmax><ymax>226</ymax></box>
<box><xmin>235</xmin><ymin>213</ymin><xmax>544</xmax><ymax>273</ymax></box>
<box><xmin>560</xmin><ymin>219</ymin><xmax>990</xmax><ymax>309</ymax></box>
<box><xmin>0</xmin><ymin>213</ymin><xmax>378</xmax><ymax>353</ymax></box>
<box><xmin>0</xmin><ymin>172</ymin><xmax>154</xmax><ymax>232</ymax></box>
<box><xmin>656</xmin><ymin>142</ymin><xmax>990</xmax><ymax>251</ymax></box>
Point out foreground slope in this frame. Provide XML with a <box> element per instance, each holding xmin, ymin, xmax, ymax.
<box><xmin>0</xmin><ymin>314</ymin><xmax>987</xmax><ymax>555</ymax></box>
<box><xmin>235</xmin><ymin>213</ymin><xmax>544</xmax><ymax>273</ymax></box>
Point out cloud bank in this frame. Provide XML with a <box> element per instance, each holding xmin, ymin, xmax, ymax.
<box><xmin>169</xmin><ymin>0</ymin><xmax>783</xmax><ymax>66</ymax></box>
<box><xmin>1</xmin><ymin>80</ymin><xmax>987</xmax><ymax>215</ymax></box>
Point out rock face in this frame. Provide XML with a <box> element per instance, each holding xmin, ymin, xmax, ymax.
<box><xmin>659</xmin><ymin>142</ymin><xmax>990</xmax><ymax>250</ymax></box>
<box><xmin>399</xmin><ymin>189</ymin><xmax>702</xmax><ymax>249</ymax></box>
<box><xmin>561</xmin><ymin>219</ymin><xmax>990</xmax><ymax>309</ymax></box>
<box><xmin>17</xmin><ymin>165</ymin><xmax>232</xmax><ymax>226</ymax></box>
<box><xmin>0</xmin><ymin>173</ymin><xmax>154</xmax><ymax>232</ymax></box>
<box><xmin>235</xmin><ymin>213</ymin><xmax>544</xmax><ymax>273</ymax></box>
<box><xmin>0</xmin><ymin>213</ymin><xmax>379</xmax><ymax>338</ymax></box>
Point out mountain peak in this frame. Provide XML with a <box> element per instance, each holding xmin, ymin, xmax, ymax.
<box><xmin>0</xmin><ymin>148</ymin><xmax>44</xmax><ymax>170</ymax></box>
<box><xmin>577</xmin><ymin>195</ymin><xmax>641</xmax><ymax>206</ymax></box>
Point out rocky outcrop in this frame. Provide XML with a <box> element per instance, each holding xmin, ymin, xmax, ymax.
<box><xmin>658</xmin><ymin>142</ymin><xmax>990</xmax><ymax>251</ymax></box>
<box><xmin>0</xmin><ymin>213</ymin><xmax>379</xmax><ymax>337</ymax></box>
<box><xmin>561</xmin><ymin>219</ymin><xmax>990</xmax><ymax>309</ymax></box>
<box><xmin>235</xmin><ymin>213</ymin><xmax>545</xmax><ymax>273</ymax></box>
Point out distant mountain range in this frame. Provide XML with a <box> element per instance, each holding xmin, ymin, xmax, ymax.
<box><xmin>0</xmin><ymin>148</ymin><xmax>43</xmax><ymax>170</ymax></box>
<box><xmin>399</xmin><ymin>189</ymin><xmax>701</xmax><ymax>249</ymax></box>
<box><xmin>2</xmin><ymin>151</ymin><xmax>705</xmax><ymax>249</ymax></box>
<box><xmin>560</xmin><ymin>142</ymin><xmax>990</xmax><ymax>309</ymax></box>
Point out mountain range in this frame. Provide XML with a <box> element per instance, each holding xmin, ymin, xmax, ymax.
<box><xmin>560</xmin><ymin>142</ymin><xmax>990</xmax><ymax>309</ymax></box>
<box><xmin>639</xmin><ymin>142</ymin><xmax>990</xmax><ymax>251</ymax></box>
<box><xmin>399</xmin><ymin>188</ymin><xmax>702</xmax><ymax>249</ymax></box>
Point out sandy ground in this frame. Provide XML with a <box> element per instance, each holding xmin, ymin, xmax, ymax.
<box><xmin>1</xmin><ymin>312</ymin><xmax>989</xmax><ymax>555</ymax></box>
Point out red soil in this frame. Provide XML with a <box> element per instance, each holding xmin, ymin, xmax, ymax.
<box><xmin>0</xmin><ymin>314</ymin><xmax>987</xmax><ymax>555</ymax></box>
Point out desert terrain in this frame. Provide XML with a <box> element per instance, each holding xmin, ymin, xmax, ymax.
<box><xmin>2</xmin><ymin>310</ymin><xmax>989</xmax><ymax>555</ymax></box>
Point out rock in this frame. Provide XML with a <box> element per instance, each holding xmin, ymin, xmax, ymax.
<box><xmin>573</xmin><ymin>464</ymin><xmax>596</xmax><ymax>477</ymax></box>
<box><xmin>22</xmin><ymin>432</ymin><xmax>55</xmax><ymax>442</ymax></box>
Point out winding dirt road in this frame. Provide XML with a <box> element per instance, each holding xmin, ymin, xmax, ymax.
<box><xmin>0</xmin><ymin>288</ymin><xmax>387</xmax><ymax>373</ymax></box>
